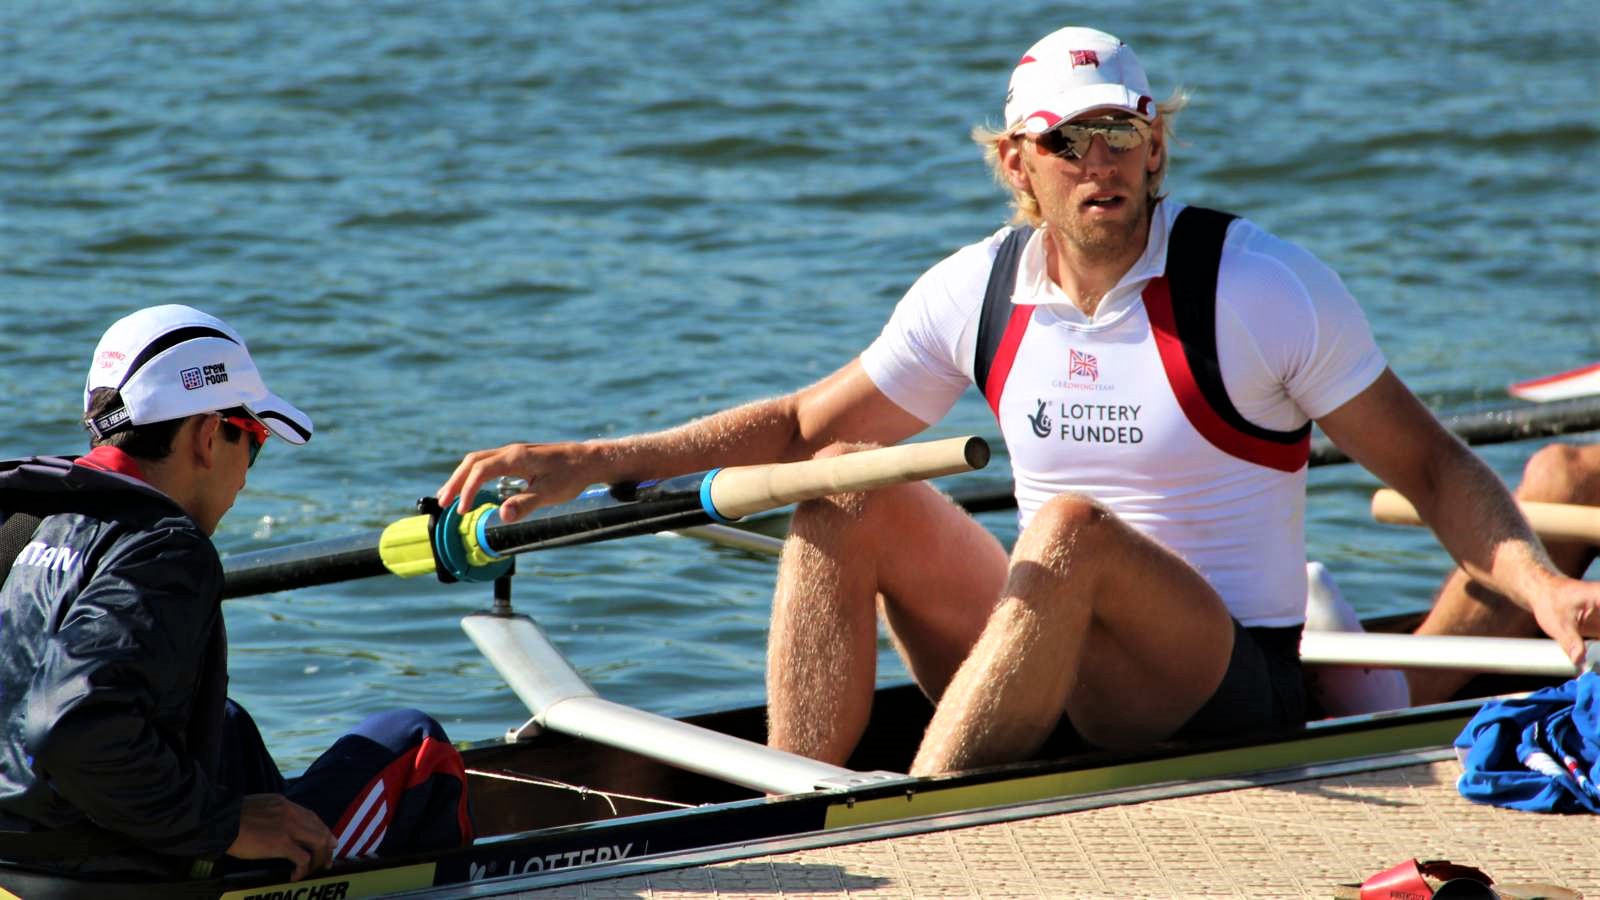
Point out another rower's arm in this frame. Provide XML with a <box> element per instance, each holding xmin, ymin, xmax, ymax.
<box><xmin>1316</xmin><ymin>368</ymin><xmax>1600</xmax><ymax>661</ymax></box>
<box><xmin>438</xmin><ymin>358</ymin><xmax>928</xmax><ymax>522</ymax></box>
<box><xmin>600</xmin><ymin>358</ymin><xmax>929</xmax><ymax>474</ymax></box>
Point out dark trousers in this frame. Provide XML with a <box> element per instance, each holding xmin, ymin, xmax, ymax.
<box><xmin>219</xmin><ymin>701</ymin><xmax>473</xmax><ymax>865</ymax></box>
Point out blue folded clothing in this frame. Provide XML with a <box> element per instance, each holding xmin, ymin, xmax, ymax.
<box><xmin>1455</xmin><ymin>672</ymin><xmax>1600</xmax><ymax>813</ymax></box>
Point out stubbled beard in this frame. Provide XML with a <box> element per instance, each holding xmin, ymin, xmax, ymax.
<box><xmin>1050</xmin><ymin>191</ymin><xmax>1149</xmax><ymax>262</ymax></box>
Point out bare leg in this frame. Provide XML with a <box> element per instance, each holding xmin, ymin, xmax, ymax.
<box><xmin>1409</xmin><ymin>443</ymin><xmax>1600</xmax><ymax>704</ymax></box>
<box><xmin>911</xmin><ymin>493</ymin><xmax>1237</xmax><ymax>775</ymax></box>
<box><xmin>766</xmin><ymin>475</ymin><xmax>1007</xmax><ymax>765</ymax></box>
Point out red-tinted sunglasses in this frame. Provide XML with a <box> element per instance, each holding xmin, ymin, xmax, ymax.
<box><xmin>218</xmin><ymin>413</ymin><xmax>269</xmax><ymax>467</ymax></box>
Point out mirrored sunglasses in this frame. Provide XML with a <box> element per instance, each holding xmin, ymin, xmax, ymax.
<box><xmin>219</xmin><ymin>413</ymin><xmax>268</xmax><ymax>467</ymax></box>
<box><xmin>1030</xmin><ymin>117</ymin><xmax>1151</xmax><ymax>160</ymax></box>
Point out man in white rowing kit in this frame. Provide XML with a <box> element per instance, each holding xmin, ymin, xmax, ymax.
<box><xmin>439</xmin><ymin>26</ymin><xmax>1600</xmax><ymax>774</ymax></box>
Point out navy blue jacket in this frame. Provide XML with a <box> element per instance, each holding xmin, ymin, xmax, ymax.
<box><xmin>0</xmin><ymin>456</ymin><xmax>238</xmax><ymax>873</ymax></box>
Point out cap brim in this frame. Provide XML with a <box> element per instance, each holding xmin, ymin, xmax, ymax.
<box><xmin>1016</xmin><ymin>84</ymin><xmax>1153</xmax><ymax>134</ymax></box>
<box><xmin>244</xmin><ymin>394</ymin><xmax>314</xmax><ymax>445</ymax></box>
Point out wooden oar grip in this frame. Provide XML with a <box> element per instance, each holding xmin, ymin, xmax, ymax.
<box><xmin>707</xmin><ymin>436</ymin><xmax>990</xmax><ymax>521</ymax></box>
<box><xmin>1372</xmin><ymin>488</ymin><xmax>1600</xmax><ymax>544</ymax></box>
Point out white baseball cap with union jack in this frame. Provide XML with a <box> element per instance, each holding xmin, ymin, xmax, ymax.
<box><xmin>1004</xmin><ymin>27</ymin><xmax>1154</xmax><ymax>135</ymax></box>
<box><xmin>84</xmin><ymin>304</ymin><xmax>314</xmax><ymax>445</ymax></box>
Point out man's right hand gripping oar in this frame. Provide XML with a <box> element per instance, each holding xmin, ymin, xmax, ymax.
<box><xmin>438</xmin><ymin>442</ymin><xmax>604</xmax><ymax>524</ymax></box>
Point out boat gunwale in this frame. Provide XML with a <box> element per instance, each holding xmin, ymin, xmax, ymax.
<box><xmin>400</xmin><ymin>745</ymin><xmax>1463</xmax><ymax>899</ymax></box>
<box><xmin>0</xmin><ymin>691</ymin><xmax>1494</xmax><ymax>899</ymax></box>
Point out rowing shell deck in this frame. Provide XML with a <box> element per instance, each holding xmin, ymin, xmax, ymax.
<box><xmin>467</xmin><ymin>754</ymin><xmax>1598</xmax><ymax>898</ymax></box>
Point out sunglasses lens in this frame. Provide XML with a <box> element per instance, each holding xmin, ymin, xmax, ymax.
<box><xmin>1035</xmin><ymin>120</ymin><xmax>1148</xmax><ymax>159</ymax></box>
<box><xmin>221</xmin><ymin>414</ymin><xmax>267</xmax><ymax>467</ymax></box>
<box><xmin>1035</xmin><ymin>128</ymin><xmax>1087</xmax><ymax>159</ymax></box>
<box><xmin>1098</xmin><ymin>122</ymin><xmax>1147</xmax><ymax>150</ymax></box>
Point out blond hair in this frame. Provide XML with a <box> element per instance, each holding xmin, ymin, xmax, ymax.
<box><xmin>972</xmin><ymin>89</ymin><xmax>1190</xmax><ymax>227</ymax></box>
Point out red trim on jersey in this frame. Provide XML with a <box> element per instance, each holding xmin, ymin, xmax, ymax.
<box><xmin>983</xmin><ymin>303</ymin><xmax>1036</xmax><ymax>417</ymax></box>
<box><xmin>407</xmin><ymin>736</ymin><xmax>475</xmax><ymax>844</ymax></box>
<box><xmin>75</xmin><ymin>446</ymin><xmax>146</xmax><ymax>481</ymax></box>
<box><xmin>1144</xmin><ymin>277</ymin><xmax>1309</xmax><ymax>472</ymax></box>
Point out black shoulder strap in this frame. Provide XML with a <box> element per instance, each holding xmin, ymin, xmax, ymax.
<box><xmin>0</xmin><ymin>512</ymin><xmax>43</xmax><ymax>587</ymax></box>
<box><xmin>1166</xmin><ymin>207</ymin><xmax>1311</xmax><ymax>445</ymax></box>
<box><xmin>973</xmin><ymin>225</ymin><xmax>1035</xmax><ymax>394</ymax></box>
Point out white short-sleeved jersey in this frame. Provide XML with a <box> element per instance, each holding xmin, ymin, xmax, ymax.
<box><xmin>859</xmin><ymin>201</ymin><xmax>1386</xmax><ymax>625</ymax></box>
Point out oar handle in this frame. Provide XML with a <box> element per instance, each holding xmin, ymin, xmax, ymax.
<box><xmin>1372</xmin><ymin>489</ymin><xmax>1600</xmax><ymax>545</ymax></box>
<box><xmin>706</xmin><ymin>436</ymin><xmax>991</xmax><ymax>520</ymax></box>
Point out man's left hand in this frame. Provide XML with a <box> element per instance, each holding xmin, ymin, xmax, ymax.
<box><xmin>1532</xmin><ymin>575</ymin><xmax>1600</xmax><ymax>666</ymax></box>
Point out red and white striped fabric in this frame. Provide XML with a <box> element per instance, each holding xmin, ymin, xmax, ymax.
<box><xmin>328</xmin><ymin>733</ymin><xmax>470</xmax><ymax>859</ymax></box>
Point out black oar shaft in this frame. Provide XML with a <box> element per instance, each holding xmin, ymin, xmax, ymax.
<box><xmin>222</xmin><ymin>531</ymin><xmax>388</xmax><ymax>599</ymax></box>
<box><xmin>220</xmin><ymin>477</ymin><xmax>713</xmax><ymax>598</ymax></box>
<box><xmin>1309</xmin><ymin>395</ymin><xmax>1600</xmax><ymax>466</ymax></box>
<box><xmin>481</xmin><ymin>473</ymin><xmax>709</xmax><ymax>556</ymax></box>
<box><xmin>220</xmin><ymin>437</ymin><xmax>989</xmax><ymax>598</ymax></box>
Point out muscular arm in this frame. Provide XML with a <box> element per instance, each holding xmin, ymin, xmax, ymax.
<box><xmin>1317</xmin><ymin>368</ymin><xmax>1600</xmax><ymax>660</ymax></box>
<box><xmin>437</xmin><ymin>358</ymin><xmax>930</xmax><ymax>521</ymax></box>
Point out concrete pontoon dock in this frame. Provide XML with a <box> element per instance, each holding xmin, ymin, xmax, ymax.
<box><xmin>477</xmin><ymin>753</ymin><xmax>1596</xmax><ymax>899</ymax></box>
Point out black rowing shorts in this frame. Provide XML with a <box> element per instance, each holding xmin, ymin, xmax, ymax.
<box><xmin>1037</xmin><ymin>621</ymin><xmax>1306</xmax><ymax>757</ymax></box>
<box><xmin>1172</xmin><ymin>621</ymin><xmax>1306</xmax><ymax>741</ymax></box>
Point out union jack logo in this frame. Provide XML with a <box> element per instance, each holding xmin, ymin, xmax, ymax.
<box><xmin>1069</xmin><ymin>348</ymin><xmax>1098</xmax><ymax>381</ymax></box>
<box><xmin>1070</xmin><ymin>49</ymin><xmax>1100</xmax><ymax>68</ymax></box>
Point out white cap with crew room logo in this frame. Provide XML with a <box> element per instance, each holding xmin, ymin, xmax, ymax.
<box><xmin>84</xmin><ymin>304</ymin><xmax>314</xmax><ymax>445</ymax></box>
<box><xmin>1004</xmin><ymin>27</ymin><xmax>1155</xmax><ymax>135</ymax></box>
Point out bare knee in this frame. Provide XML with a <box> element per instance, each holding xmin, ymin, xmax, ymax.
<box><xmin>789</xmin><ymin>442</ymin><xmax>933</xmax><ymax>544</ymax></box>
<box><xmin>789</xmin><ymin>442</ymin><xmax>883</xmax><ymax>524</ymax></box>
<box><xmin>1516</xmin><ymin>443</ymin><xmax>1600</xmax><ymax>505</ymax></box>
<box><xmin>1020</xmin><ymin>493</ymin><xmax>1113</xmax><ymax>548</ymax></box>
<box><xmin>1008</xmin><ymin>493</ymin><xmax>1119</xmax><ymax>592</ymax></box>
<box><xmin>790</xmin><ymin>489</ymin><xmax>867</xmax><ymax>530</ymax></box>
<box><xmin>810</xmin><ymin>440</ymin><xmax>882</xmax><ymax>461</ymax></box>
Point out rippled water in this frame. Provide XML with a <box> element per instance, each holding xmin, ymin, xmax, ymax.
<box><xmin>2</xmin><ymin>1</ymin><xmax>1596</xmax><ymax>767</ymax></box>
